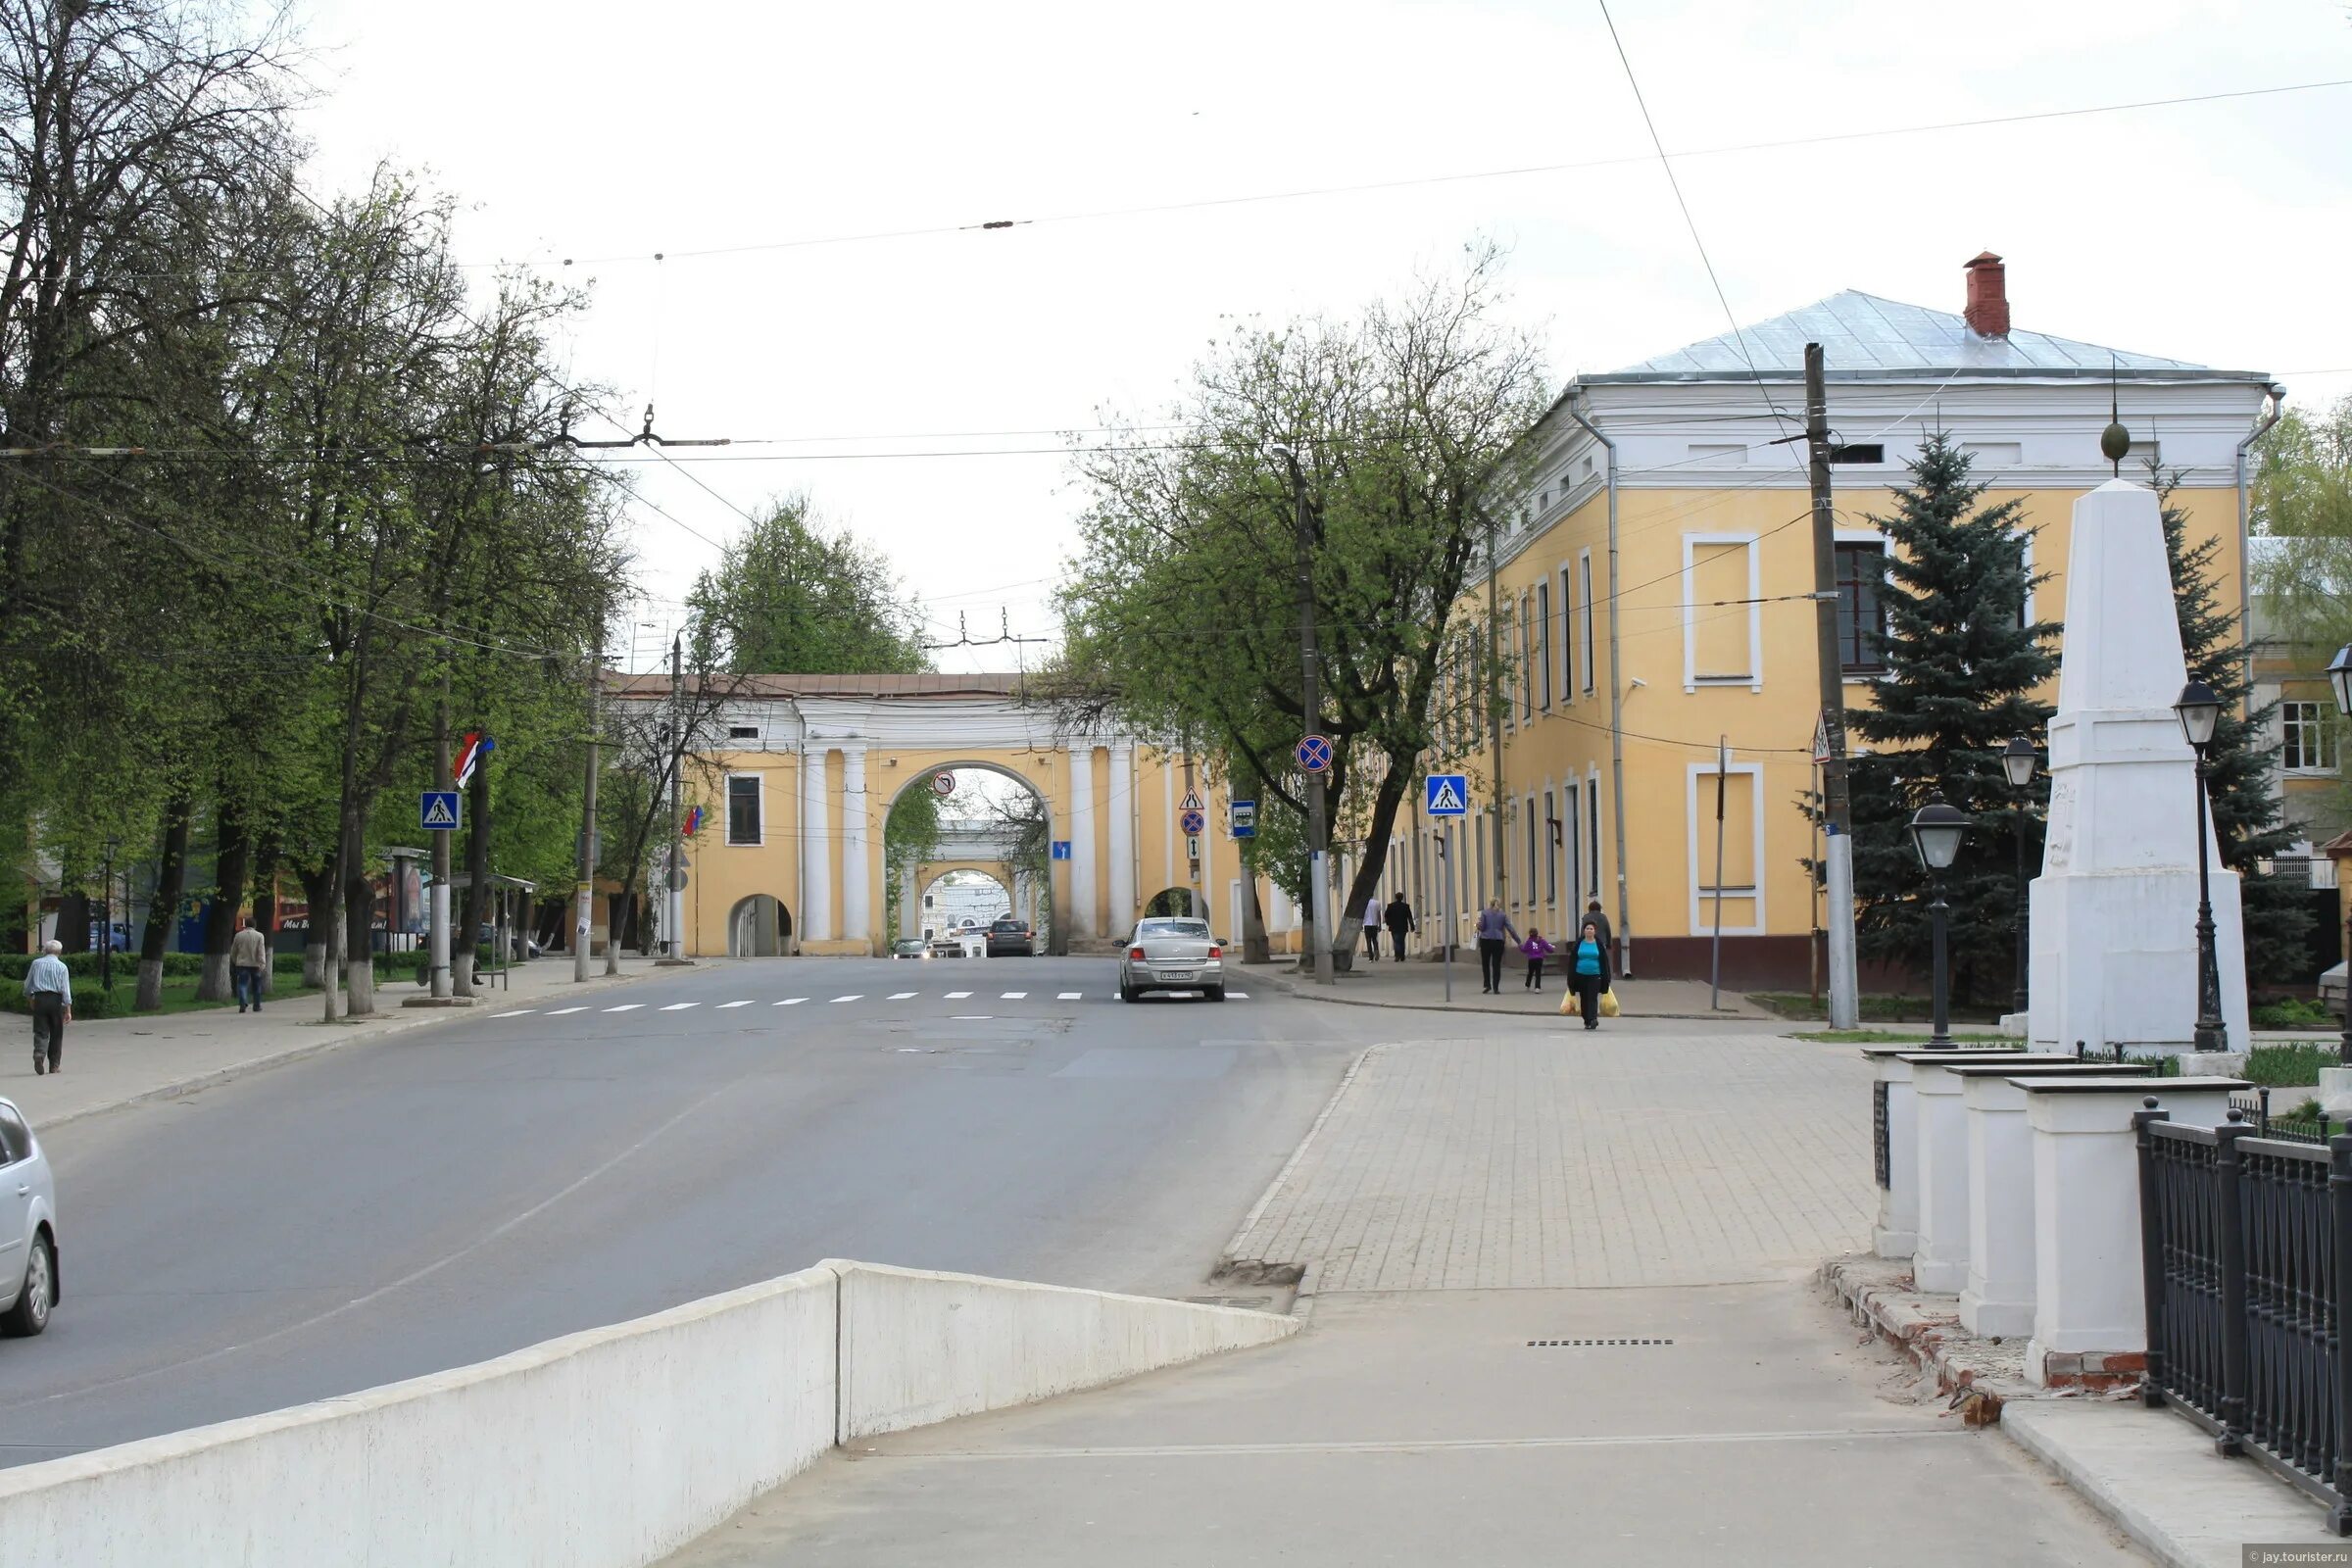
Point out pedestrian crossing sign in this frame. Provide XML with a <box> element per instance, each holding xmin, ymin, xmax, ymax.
<box><xmin>420</xmin><ymin>790</ymin><xmax>462</xmax><ymax>830</ymax></box>
<box><xmin>1424</xmin><ymin>774</ymin><xmax>1468</xmax><ymax>817</ymax></box>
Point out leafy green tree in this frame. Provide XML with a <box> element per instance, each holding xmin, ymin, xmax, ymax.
<box><xmin>1058</xmin><ymin>247</ymin><xmax>1545</xmax><ymax>962</ymax></box>
<box><xmin>1841</xmin><ymin>433</ymin><xmax>2059</xmax><ymax>1004</ymax></box>
<box><xmin>685</xmin><ymin>496</ymin><xmax>927</xmax><ymax>675</ymax></box>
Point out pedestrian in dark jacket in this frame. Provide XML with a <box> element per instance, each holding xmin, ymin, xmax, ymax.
<box><xmin>1383</xmin><ymin>896</ymin><xmax>1415</xmax><ymax>960</ymax></box>
<box><xmin>1475</xmin><ymin>901</ymin><xmax>1519</xmax><ymax>994</ymax></box>
<box><xmin>1569</xmin><ymin>918</ymin><xmax>1613</xmax><ymax>1030</ymax></box>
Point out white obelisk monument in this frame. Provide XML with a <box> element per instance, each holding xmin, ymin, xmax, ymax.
<box><xmin>2028</xmin><ymin>478</ymin><xmax>2249</xmax><ymax>1055</ymax></box>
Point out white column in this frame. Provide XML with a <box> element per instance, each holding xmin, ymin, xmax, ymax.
<box><xmin>1106</xmin><ymin>742</ymin><xmax>1136</xmax><ymax>937</ymax></box>
<box><xmin>802</xmin><ymin>747</ymin><xmax>832</xmax><ymax>943</ymax></box>
<box><xmin>1864</xmin><ymin>1049</ymin><xmax>1922</xmax><ymax>1260</ymax></box>
<box><xmin>1067</xmin><ymin>744</ymin><xmax>1098</xmax><ymax>940</ymax></box>
<box><xmin>1911</xmin><ymin>1053</ymin><xmax>2081</xmax><ymax>1294</ymax></box>
<box><xmin>841</xmin><ymin>746</ymin><xmax>871</xmax><ymax>953</ymax></box>
<box><xmin>2025</xmin><ymin>1078</ymin><xmax>2245</xmax><ymax>1387</ymax></box>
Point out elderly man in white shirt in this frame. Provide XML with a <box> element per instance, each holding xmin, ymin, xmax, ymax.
<box><xmin>24</xmin><ymin>937</ymin><xmax>70</xmax><ymax>1075</ymax></box>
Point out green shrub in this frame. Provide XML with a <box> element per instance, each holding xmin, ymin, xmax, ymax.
<box><xmin>2245</xmin><ymin>1043</ymin><xmax>2339</xmax><ymax>1089</ymax></box>
<box><xmin>2252</xmin><ymin>997</ymin><xmax>2334</xmax><ymax>1030</ymax></box>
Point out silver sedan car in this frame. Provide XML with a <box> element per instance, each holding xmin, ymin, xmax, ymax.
<box><xmin>0</xmin><ymin>1097</ymin><xmax>57</xmax><ymax>1337</ymax></box>
<box><xmin>1118</xmin><ymin>917</ymin><xmax>1226</xmax><ymax>1003</ymax></box>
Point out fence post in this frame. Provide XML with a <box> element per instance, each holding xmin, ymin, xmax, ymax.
<box><xmin>2330</xmin><ymin>1134</ymin><xmax>2352</xmax><ymax>1535</ymax></box>
<box><xmin>2135</xmin><ymin>1099</ymin><xmax>2172</xmax><ymax>1409</ymax></box>
<box><xmin>2215</xmin><ymin>1109</ymin><xmax>2251</xmax><ymax>1457</ymax></box>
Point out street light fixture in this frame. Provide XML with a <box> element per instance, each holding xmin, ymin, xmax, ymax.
<box><xmin>1908</xmin><ymin>798</ymin><xmax>1973</xmax><ymax>1050</ymax></box>
<box><xmin>2173</xmin><ymin>679</ymin><xmax>2228</xmax><ymax>1053</ymax></box>
<box><xmin>2325</xmin><ymin>648</ymin><xmax>2352</xmax><ymax>1065</ymax></box>
<box><xmin>2001</xmin><ymin>737</ymin><xmax>2038</xmax><ymax>1016</ymax></box>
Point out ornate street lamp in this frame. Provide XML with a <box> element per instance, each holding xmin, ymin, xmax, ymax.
<box><xmin>2001</xmin><ymin>737</ymin><xmax>2038</xmax><ymax>1016</ymax></box>
<box><xmin>2173</xmin><ymin>680</ymin><xmax>2228</xmax><ymax>1053</ymax></box>
<box><xmin>2325</xmin><ymin>646</ymin><xmax>2352</xmax><ymax>1064</ymax></box>
<box><xmin>1908</xmin><ymin>798</ymin><xmax>1973</xmax><ymax>1050</ymax></box>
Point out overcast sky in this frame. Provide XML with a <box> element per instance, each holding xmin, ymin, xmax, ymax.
<box><xmin>293</xmin><ymin>0</ymin><xmax>2352</xmax><ymax>673</ymax></box>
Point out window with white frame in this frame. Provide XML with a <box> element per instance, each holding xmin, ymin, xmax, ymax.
<box><xmin>1544</xmin><ymin>789</ymin><xmax>1558</xmax><ymax>905</ymax></box>
<box><xmin>726</xmin><ymin>774</ymin><xmax>763</xmax><ymax>845</ymax></box>
<box><xmin>1525</xmin><ymin>798</ymin><xmax>1539</xmax><ymax>897</ymax></box>
<box><xmin>1560</xmin><ymin>566</ymin><xmax>1576</xmax><ymax>698</ymax></box>
<box><xmin>2283</xmin><ymin>701</ymin><xmax>2339</xmax><ymax>772</ymax></box>
<box><xmin>1578</xmin><ymin>555</ymin><xmax>1595</xmax><ymax>693</ymax></box>
<box><xmin>1834</xmin><ymin>542</ymin><xmax>1887</xmax><ymax>674</ymax></box>
<box><xmin>1537</xmin><ymin>579</ymin><xmax>1552</xmax><ymax>709</ymax></box>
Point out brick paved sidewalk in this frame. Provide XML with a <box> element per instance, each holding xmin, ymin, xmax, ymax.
<box><xmin>1219</xmin><ymin>1031</ymin><xmax>1873</xmax><ymax>1291</ymax></box>
<box><xmin>1</xmin><ymin>956</ymin><xmax>678</xmax><ymax>1131</ymax></box>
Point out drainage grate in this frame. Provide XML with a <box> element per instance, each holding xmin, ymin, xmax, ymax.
<box><xmin>1526</xmin><ymin>1338</ymin><xmax>1675</xmax><ymax>1348</ymax></box>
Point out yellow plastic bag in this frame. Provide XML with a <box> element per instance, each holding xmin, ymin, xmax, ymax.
<box><xmin>1599</xmin><ymin>989</ymin><xmax>1621</xmax><ymax>1018</ymax></box>
<box><xmin>1558</xmin><ymin>990</ymin><xmax>1577</xmax><ymax>1016</ymax></box>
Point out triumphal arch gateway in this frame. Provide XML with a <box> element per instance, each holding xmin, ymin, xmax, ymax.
<box><xmin>610</xmin><ymin>673</ymin><xmax>1248</xmax><ymax>956</ymax></box>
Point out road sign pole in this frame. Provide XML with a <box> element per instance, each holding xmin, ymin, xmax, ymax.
<box><xmin>430</xmin><ymin>695</ymin><xmax>452</xmax><ymax>1000</ymax></box>
<box><xmin>1443</xmin><ymin>820</ymin><xmax>1454</xmax><ymax>1004</ymax></box>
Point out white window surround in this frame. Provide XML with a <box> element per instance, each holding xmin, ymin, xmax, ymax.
<box><xmin>1686</xmin><ymin>760</ymin><xmax>1765</xmax><ymax>937</ymax></box>
<box><xmin>1556</xmin><ymin>561</ymin><xmax>1576</xmax><ymax>702</ymax></box>
<box><xmin>1578</xmin><ymin>552</ymin><xmax>1596</xmax><ymax>695</ymax></box>
<box><xmin>725</xmin><ymin>771</ymin><xmax>764</xmax><ymax>847</ymax></box>
<box><xmin>1681</xmin><ymin>531</ymin><xmax>1764</xmax><ymax>692</ymax></box>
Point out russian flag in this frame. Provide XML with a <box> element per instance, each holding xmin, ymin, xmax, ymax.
<box><xmin>455</xmin><ymin>732</ymin><xmax>495</xmax><ymax>787</ymax></box>
<box><xmin>684</xmin><ymin>805</ymin><xmax>704</xmax><ymax>837</ymax></box>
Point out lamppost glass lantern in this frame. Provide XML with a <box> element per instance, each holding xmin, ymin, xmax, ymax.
<box><xmin>1908</xmin><ymin>799</ymin><xmax>1972</xmax><ymax>1049</ymax></box>
<box><xmin>2328</xmin><ymin>645</ymin><xmax>2352</xmax><ymax>721</ymax></box>
<box><xmin>2001</xmin><ymin>736</ymin><xmax>2036</xmax><ymax>790</ymax></box>
<box><xmin>2174</xmin><ymin>680</ymin><xmax>2222</xmax><ymax>750</ymax></box>
<box><xmin>1908</xmin><ymin>800</ymin><xmax>1972</xmax><ymax>873</ymax></box>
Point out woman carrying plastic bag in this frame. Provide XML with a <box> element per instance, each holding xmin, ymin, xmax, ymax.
<box><xmin>1558</xmin><ymin>918</ymin><xmax>1614</xmax><ymax>1031</ymax></box>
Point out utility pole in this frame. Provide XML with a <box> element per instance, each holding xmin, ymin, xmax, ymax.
<box><xmin>664</xmin><ymin>634</ymin><xmax>687</xmax><ymax>961</ymax></box>
<box><xmin>1182</xmin><ymin>732</ymin><xmax>1202</xmax><ymax>922</ymax></box>
<box><xmin>1806</xmin><ymin>342</ymin><xmax>1861</xmax><ymax>1030</ymax></box>
<box><xmin>429</xmin><ymin>677</ymin><xmax>452</xmax><ymax>999</ymax></box>
<box><xmin>1276</xmin><ymin>444</ymin><xmax>1333</xmax><ymax>985</ymax></box>
<box><xmin>1485</xmin><ymin>508</ymin><xmax>1506</xmax><ymax>912</ymax></box>
<box><xmin>574</xmin><ymin>626</ymin><xmax>602</xmax><ymax>983</ymax></box>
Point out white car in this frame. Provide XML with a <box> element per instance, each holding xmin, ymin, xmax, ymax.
<box><xmin>1118</xmin><ymin>917</ymin><xmax>1227</xmax><ymax>1003</ymax></box>
<box><xmin>0</xmin><ymin>1097</ymin><xmax>57</xmax><ymax>1337</ymax></box>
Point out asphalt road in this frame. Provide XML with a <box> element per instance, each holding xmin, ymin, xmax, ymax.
<box><xmin>0</xmin><ymin>956</ymin><xmax>1381</xmax><ymax>1465</ymax></box>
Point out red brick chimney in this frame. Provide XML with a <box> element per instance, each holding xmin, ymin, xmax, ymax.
<box><xmin>1963</xmin><ymin>251</ymin><xmax>2009</xmax><ymax>338</ymax></box>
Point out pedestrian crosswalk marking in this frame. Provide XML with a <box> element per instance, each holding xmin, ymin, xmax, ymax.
<box><xmin>491</xmin><ymin>1009</ymin><xmax>537</xmax><ymax>1018</ymax></box>
<box><xmin>717</xmin><ymin>1000</ymin><xmax>755</xmax><ymax>1008</ymax></box>
<box><xmin>1001</xmin><ymin>991</ymin><xmax>1027</xmax><ymax>1000</ymax></box>
<box><xmin>776</xmin><ymin>998</ymin><xmax>807</xmax><ymax>1005</ymax></box>
<box><xmin>660</xmin><ymin>1002</ymin><xmax>700</xmax><ymax>1011</ymax></box>
<box><xmin>831</xmin><ymin>995</ymin><xmax>862</xmax><ymax>1003</ymax></box>
<box><xmin>1057</xmin><ymin>992</ymin><xmax>1082</xmax><ymax>1000</ymax></box>
<box><xmin>546</xmin><ymin>1006</ymin><xmax>588</xmax><ymax>1015</ymax></box>
<box><xmin>947</xmin><ymin>991</ymin><xmax>972</xmax><ymax>999</ymax></box>
<box><xmin>605</xmin><ymin>1004</ymin><xmax>644</xmax><ymax>1012</ymax></box>
<box><xmin>1230</xmin><ymin>991</ymin><xmax>1249</xmax><ymax>998</ymax></box>
<box><xmin>888</xmin><ymin>991</ymin><xmax>916</xmax><ymax>1000</ymax></box>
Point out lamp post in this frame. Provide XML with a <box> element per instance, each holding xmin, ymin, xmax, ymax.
<box><xmin>2325</xmin><ymin>645</ymin><xmax>2352</xmax><ymax>1064</ymax></box>
<box><xmin>2001</xmin><ymin>737</ymin><xmax>2037</xmax><ymax>1016</ymax></box>
<box><xmin>2173</xmin><ymin>679</ymin><xmax>2228</xmax><ymax>1054</ymax></box>
<box><xmin>1908</xmin><ymin>798</ymin><xmax>1973</xmax><ymax>1050</ymax></box>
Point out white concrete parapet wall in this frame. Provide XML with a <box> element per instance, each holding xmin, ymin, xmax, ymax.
<box><xmin>0</xmin><ymin>1260</ymin><xmax>1298</xmax><ymax>1568</ymax></box>
<box><xmin>833</xmin><ymin>1258</ymin><xmax>1298</xmax><ymax>1439</ymax></box>
<box><xmin>0</xmin><ymin>1265</ymin><xmax>841</xmax><ymax>1568</ymax></box>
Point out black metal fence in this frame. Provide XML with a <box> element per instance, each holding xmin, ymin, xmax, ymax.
<box><xmin>2231</xmin><ymin>1088</ymin><xmax>2338</xmax><ymax>1148</ymax></box>
<box><xmin>1873</xmin><ymin>1080</ymin><xmax>1890</xmax><ymax>1189</ymax></box>
<box><xmin>2078</xmin><ymin>1039</ymin><xmax>2184</xmax><ymax>1076</ymax></box>
<box><xmin>2137</xmin><ymin>1106</ymin><xmax>2352</xmax><ymax>1532</ymax></box>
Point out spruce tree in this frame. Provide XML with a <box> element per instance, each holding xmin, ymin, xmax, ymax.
<box><xmin>1843</xmin><ymin>432</ymin><xmax>2059</xmax><ymax>1004</ymax></box>
<box><xmin>2152</xmin><ymin>461</ymin><xmax>2309</xmax><ymax>984</ymax></box>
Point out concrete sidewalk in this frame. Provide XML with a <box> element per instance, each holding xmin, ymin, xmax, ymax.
<box><xmin>1</xmin><ymin>956</ymin><xmax>675</xmax><ymax>1131</ymax></box>
<box><xmin>1248</xmin><ymin>955</ymin><xmax>1773</xmax><ymax>1019</ymax></box>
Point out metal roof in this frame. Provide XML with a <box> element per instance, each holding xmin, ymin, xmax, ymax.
<box><xmin>1591</xmin><ymin>290</ymin><xmax>2262</xmax><ymax>382</ymax></box>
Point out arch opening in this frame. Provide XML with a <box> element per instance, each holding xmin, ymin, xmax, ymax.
<box><xmin>884</xmin><ymin>761</ymin><xmax>1060</xmax><ymax>956</ymax></box>
<box><xmin>727</xmin><ymin>894</ymin><xmax>792</xmax><ymax>957</ymax></box>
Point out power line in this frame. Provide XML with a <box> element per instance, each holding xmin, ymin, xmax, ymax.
<box><xmin>506</xmin><ymin>76</ymin><xmax>2352</xmax><ymax>271</ymax></box>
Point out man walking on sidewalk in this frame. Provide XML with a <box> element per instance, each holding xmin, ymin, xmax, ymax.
<box><xmin>1360</xmin><ymin>893</ymin><xmax>1384</xmax><ymax>961</ymax></box>
<box><xmin>1474</xmin><ymin>900</ymin><xmax>1518</xmax><ymax>994</ymax></box>
<box><xmin>231</xmin><ymin>915</ymin><xmax>269</xmax><ymax>1012</ymax></box>
<box><xmin>25</xmin><ymin>938</ymin><xmax>70</xmax><ymax>1075</ymax></box>
<box><xmin>1383</xmin><ymin>894</ymin><xmax>1415</xmax><ymax>961</ymax></box>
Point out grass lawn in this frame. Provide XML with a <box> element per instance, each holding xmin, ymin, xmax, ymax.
<box><xmin>1749</xmin><ymin>992</ymin><xmax>2008</xmax><ymax>1024</ymax></box>
<box><xmin>4</xmin><ymin>975</ymin><xmax>326</xmax><ymax>1019</ymax></box>
<box><xmin>1787</xmin><ymin>1029</ymin><xmax>2017</xmax><ymax>1045</ymax></box>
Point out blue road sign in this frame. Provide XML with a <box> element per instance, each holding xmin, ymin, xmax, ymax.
<box><xmin>1229</xmin><ymin>800</ymin><xmax>1257</xmax><ymax>839</ymax></box>
<box><xmin>1295</xmin><ymin>733</ymin><xmax>1334</xmax><ymax>773</ymax></box>
<box><xmin>1050</xmin><ymin>840</ymin><xmax>1072</xmax><ymax>860</ymax></box>
<box><xmin>1179</xmin><ymin>808</ymin><xmax>1206</xmax><ymax>836</ymax></box>
<box><xmin>420</xmin><ymin>790</ymin><xmax>462</xmax><ymax>831</ymax></box>
<box><xmin>1423</xmin><ymin>774</ymin><xmax>1469</xmax><ymax>817</ymax></box>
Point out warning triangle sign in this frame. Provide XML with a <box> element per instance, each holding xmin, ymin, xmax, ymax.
<box><xmin>1180</xmin><ymin>791</ymin><xmax>1203</xmax><ymax>811</ymax></box>
<box><xmin>1427</xmin><ymin>780</ymin><xmax>1466</xmax><ymax>813</ymax></box>
<box><xmin>423</xmin><ymin>796</ymin><xmax>458</xmax><ymax>828</ymax></box>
